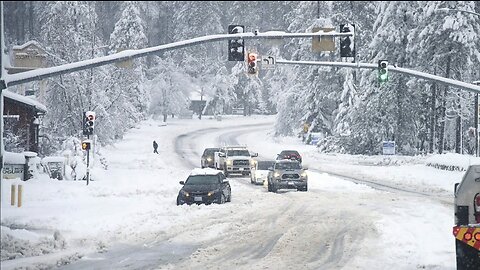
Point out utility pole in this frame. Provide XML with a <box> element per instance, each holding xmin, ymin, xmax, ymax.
<box><xmin>1</xmin><ymin>1</ymin><xmax>5</xmax><ymax>194</ymax></box>
<box><xmin>475</xmin><ymin>81</ymin><xmax>480</xmax><ymax>157</ymax></box>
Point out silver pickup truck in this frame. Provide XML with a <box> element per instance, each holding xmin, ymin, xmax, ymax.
<box><xmin>267</xmin><ymin>159</ymin><xmax>308</xmax><ymax>192</ymax></box>
<box><xmin>214</xmin><ymin>146</ymin><xmax>257</xmax><ymax>177</ymax></box>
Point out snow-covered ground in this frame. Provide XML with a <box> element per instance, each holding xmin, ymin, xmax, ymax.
<box><xmin>1</xmin><ymin>114</ymin><xmax>469</xmax><ymax>269</ymax></box>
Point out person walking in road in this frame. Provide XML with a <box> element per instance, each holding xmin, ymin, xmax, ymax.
<box><xmin>153</xmin><ymin>140</ymin><xmax>159</xmax><ymax>154</ymax></box>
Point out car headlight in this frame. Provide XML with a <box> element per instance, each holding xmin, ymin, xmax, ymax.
<box><xmin>250</xmin><ymin>159</ymin><xmax>256</xmax><ymax>166</ymax></box>
<box><xmin>207</xmin><ymin>157</ymin><xmax>212</xmax><ymax>162</ymax></box>
<box><xmin>208</xmin><ymin>190</ymin><xmax>219</xmax><ymax>196</ymax></box>
<box><xmin>181</xmin><ymin>190</ymin><xmax>190</xmax><ymax>197</ymax></box>
<box><xmin>274</xmin><ymin>172</ymin><xmax>280</xmax><ymax>178</ymax></box>
<box><xmin>301</xmin><ymin>171</ymin><xmax>307</xmax><ymax>178</ymax></box>
<box><xmin>226</xmin><ymin>159</ymin><xmax>233</xmax><ymax>166</ymax></box>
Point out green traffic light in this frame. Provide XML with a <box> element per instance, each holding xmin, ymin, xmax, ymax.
<box><xmin>379</xmin><ymin>73</ymin><xmax>388</xmax><ymax>82</ymax></box>
<box><xmin>378</xmin><ymin>69</ymin><xmax>388</xmax><ymax>83</ymax></box>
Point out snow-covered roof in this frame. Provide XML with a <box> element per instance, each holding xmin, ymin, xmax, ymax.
<box><xmin>3</xmin><ymin>90</ymin><xmax>47</xmax><ymax>113</ymax></box>
<box><xmin>42</xmin><ymin>156</ymin><xmax>66</xmax><ymax>163</ymax></box>
<box><xmin>12</xmin><ymin>41</ymin><xmax>45</xmax><ymax>51</ymax></box>
<box><xmin>4</xmin><ymin>151</ymin><xmax>26</xmax><ymax>164</ymax></box>
<box><xmin>189</xmin><ymin>168</ymin><xmax>223</xmax><ymax>176</ymax></box>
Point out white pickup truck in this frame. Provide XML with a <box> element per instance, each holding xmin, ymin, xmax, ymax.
<box><xmin>214</xmin><ymin>146</ymin><xmax>258</xmax><ymax>177</ymax></box>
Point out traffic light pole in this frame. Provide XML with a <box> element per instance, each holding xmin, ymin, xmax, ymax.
<box><xmin>86</xmin><ymin>134</ymin><xmax>90</xmax><ymax>185</ymax></box>
<box><xmin>0</xmin><ymin>1</ymin><xmax>5</xmax><ymax>202</ymax></box>
<box><xmin>276</xmin><ymin>60</ymin><xmax>480</xmax><ymax>94</ymax></box>
<box><xmin>475</xmin><ymin>81</ymin><xmax>480</xmax><ymax>157</ymax></box>
<box><xmin>3</xmin><ymin>30</ymin><xmax>353</xmax><ymax>88</ymax></box>
<box><xmin>476</xmin><ymin>93</ymin><xmax>479</xmax><ymax>157</ymax></box>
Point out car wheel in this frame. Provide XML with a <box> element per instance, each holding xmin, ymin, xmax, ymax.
<box><xmin>227</xmin><ymin>194</ymin><xmax>231</xmax><ymax>202</ymax></box>
<box><xmin>267</xmin><ymin>182</ymin><xmax>272</xmax><ymax>192</ymax></box>
<box><xmin>220</xmin><ymin>194</ymin><xmax>226</xmax><ymax>204</ymax></box>
<box><xmin>298</xmin><ymin>185</ymin><xmax>308</xmax><ymax>192</ymax></box>
<box><xmin>176</xmin><ymin>196</ymin><xmax>182</xmax><ymax>206</ymax></box>
<box><xmin>272</xmin><ymin>185</ymin><xmax>278</xmax><ymax>193</ymax></box>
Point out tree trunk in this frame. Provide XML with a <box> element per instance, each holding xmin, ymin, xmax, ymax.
<box><xmin>439</xmin><ymin>49</ymin><xmax>452</xmax><ymax>154</ymax></box>
<box><xmin>438</xmin><ymin>88</ymin><xmax>447</xmax><ymax>154</ymax></box>
<box><xmin>455</xmin><ymin>100</ymin><xmax>462</xmax><ymax>154</ymax></box>
<box><xmin>429</xmin><ymin>82</ymin><xmax>436</xmax><ymax>153</ymax></box>
<box><xmin>163</xmin><ymin>114</ymin><xmax>167</xmax><ymax>122</ymax></box>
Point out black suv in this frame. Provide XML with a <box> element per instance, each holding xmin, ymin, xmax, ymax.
<box><xmin>276</xmin><ymin>150</ymin><xmax>302</xmax><ymax>163</ymax></box>
<box><xmin>177</xmin><ymin>169</ymin><xmax>231</xmax><ymax>205</ymax></box>
<box><xmin>201</xmin><ymin>148</ymin><xmax>220</xmax><ymax>168</ymax></box>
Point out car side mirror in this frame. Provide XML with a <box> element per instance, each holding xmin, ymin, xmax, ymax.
<box><xmin>223</xmin><ymin>179</ymin><xmax>229</xmax><ymax>183</ymax></box>
<box><xmin>268</xmin><ymin>167</ymin><xmax>274</xmax><ymax>171</ymax></box>
<box><xmin>179</xmin><ymin>181</ymin><xmax>185</xmax><ymax>185</ymax></box>
<box><xmin>251</xmin><ymin>153</ymin><xmax>258</xmax><ymax>157</ymax></box>
<box><xmin>219</xmin><ymin>153</ymin><xmax>226</xmax><ymax>157</ymax></box>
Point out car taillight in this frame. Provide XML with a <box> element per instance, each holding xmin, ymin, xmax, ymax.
<box><xmin>475</xmin><ymin>193</ymin><xmax>480</xmax><ymax>223</ymax></box>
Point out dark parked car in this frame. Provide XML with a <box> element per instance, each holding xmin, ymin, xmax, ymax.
<box><xmin>201</xmin><ymin>147</ymin><xmax>220</xmax><ymax>168</ymax></box>
<box><xmin>276</xmin><ymin>150</ymin><xmax>302</xmax><ymax>163</ymax></box>
<box><xmin>177</xmin><ymin>168</ymin><xmax>231</xmax><ymax>205</ymax></box>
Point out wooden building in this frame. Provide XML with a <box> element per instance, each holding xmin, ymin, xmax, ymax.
<box><xmin>3</xmin><ymin>90</ymin><xmax>47</xmax><ymax>153</ymax></box>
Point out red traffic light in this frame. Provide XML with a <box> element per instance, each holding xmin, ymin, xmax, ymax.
<box><xmin>247</xmin><ymin>53</ymin><xmax>258</xmax><ymax>74</ymax></box>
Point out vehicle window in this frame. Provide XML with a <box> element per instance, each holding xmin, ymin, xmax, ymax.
<box><xmin>281</xmin><ymin>151</ymin><xmax>299</xmax><ymax>156</ymax></box>
<box><xmin>204</xmin><ymin>149</ymin><xmax>219</xmax><ymax>156</ymax></box>
<box><xmin>227</xmin><ymin>150</ymin><xmax>250</xmax><ymax>156</ymax></box>
<box><xmin>275</xmin><ymin>162</ymin><xmax>301</xmax><ymax>170</ymax></box>
<box><xmin>185</xmin><ymin>175</ymin><xmax>220</xmax><ymax>185</ymax></box>
<box><xmin>257</xmin><ymin>161</ymin><xmax>275</xmax><ymax>170</ymax></box>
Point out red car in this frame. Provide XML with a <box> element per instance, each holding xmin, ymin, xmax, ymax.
<box><xmin>276</xmin><ymin>150</ymin><xmax>302</xmax><ymax>164</ymax></box>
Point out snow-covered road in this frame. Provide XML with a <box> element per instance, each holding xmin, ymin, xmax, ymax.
<box><xmin>1</xmin><ymin>116</ymin><xmax>458</xmax><ymax>269</ymax></box>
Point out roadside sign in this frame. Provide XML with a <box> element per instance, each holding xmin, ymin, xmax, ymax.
<box><xmin>382</xmin><ymin>141</ymin><xmax>395</xmax><ymax>155</ymax></box>
<box><xmin>261</xmin><ymin>55</ymin><xmax>276</xmax><ymax>70</ymax></box>
<box><xmin>312</xmin><ymin>27</ymin><xmax>335</xmax><ymax>52</ymax></box>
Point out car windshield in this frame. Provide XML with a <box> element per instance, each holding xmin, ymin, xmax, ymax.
<box><xmin>281</xmin><ymin>151</ymin><xmax>299</xmax><ymax>156</ymax></box>
<box><xmin>275</xmin><ymin>162</ymin><xmax>301</xmax><ymax>170</ymax></box>
<box><xmin>204</xmin><ymin>149</ymin><xmax>219</xmax><ymax>156</ymax></box>
<box><xmin>185</xmin><ymin>175</ymin><xmax>219</xmax><ymax>185</ymax></box>
<box><xmin>257</xmin><ymin>161</ymin><xmax>275</xmax><ymax>170</ymax></box>
<box><xmin>227</xmin><ymin>150</ymin><xmax>250</xmax><ymax>156</ymax></box>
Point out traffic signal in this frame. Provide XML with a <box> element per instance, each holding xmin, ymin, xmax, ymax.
<box><xmin>247</xmin><ymin>52</ymin><xmax>258</xmax><ymax>75</ymax></box>
<box><xmin>83</xmin><ymin>111</ymin><xmax>96</xmax><ymax>136</ymax></box>
<box><xmin>378</xmin><ymin>60</ymin><xmax>389</xmax><ymax>83</ymax></box>
<box><xmin>81</xmin><ymin>140</ymin><xmax>91</xmax><ymax>151</ymax></box>
<box><xmin>340</xmin><ymin>24</ymin><xmax>355</xmax><ymax>58</ymax></box>
<box><xmin>228</xmin><ymin>25</ymin><xmax>245</xmax><ymax>61</ymax></box>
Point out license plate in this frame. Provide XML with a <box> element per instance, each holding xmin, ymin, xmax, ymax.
<box><xmin>288</xmin><ymin>181</ymin><xmax>294</xmax><ymax>185</ymax></box>
<box><xmin>194</xmin><ymin>196</ymin><xmax>202</xmax><ymax>202</ymax></box>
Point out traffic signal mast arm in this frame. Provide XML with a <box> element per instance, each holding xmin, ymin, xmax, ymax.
<box><xmin>276</xmin><ymin>60</ymin><xmax>480</xmax><ymax>94</ymax></box>
<box><xmin>4</xmin><ymin>30</ymin><xmax>353</xmax><ymax>87</ymax></box>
